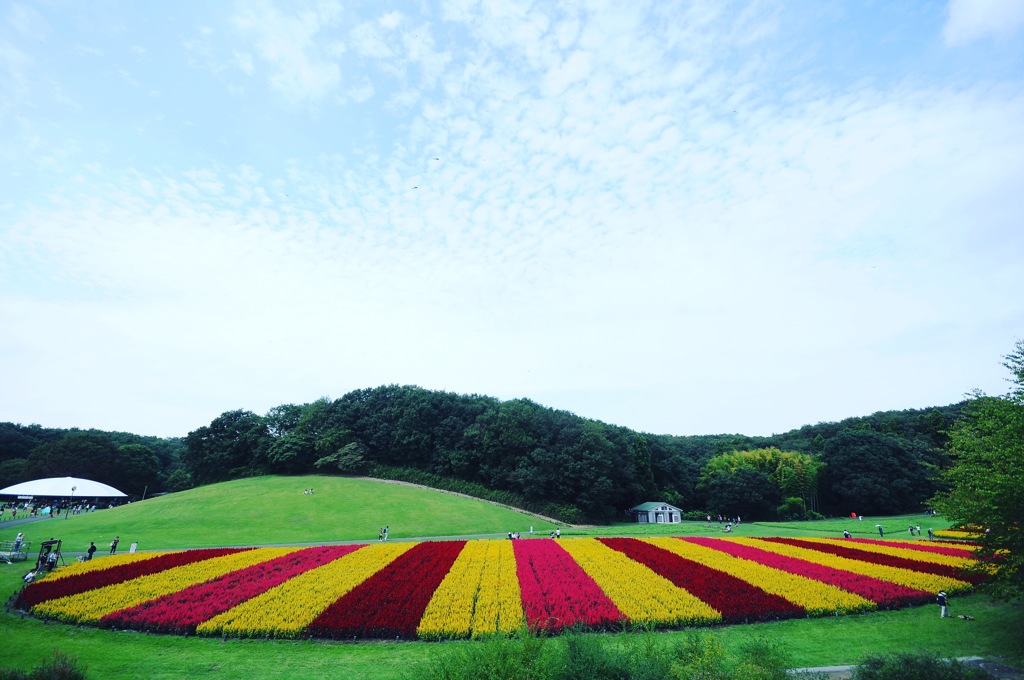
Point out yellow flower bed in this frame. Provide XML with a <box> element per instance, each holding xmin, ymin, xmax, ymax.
<box><xmin>559</xmin><ymin>538</ymin><xmax>720</xmax><ymax>626</ymax></box>
<box><xmin>40</xmin><ymin>552</ymin><xmax>175</xmax><ymax>582</ymax></box>
<box><xmin>804</xmin><ymin>538</ymin><xmax>975</xmax><ymax>568</ymax></box>
<box><xmin>197</xmin><ymin>542</ymin><xmax>413</xmax><ymax>638</ymax></box>
<box><xmin>934</xmin><ymin>530</ymin><xmax>980</xmax><ymax>539</ymax></box>
<box><xmin>34</xmin><ymin>548</ymin><xmax>296</xmax><ymax>623</ymax></box>
<box><xmin>735</xmin><ymin>538</ymin><xmax>972</xmax><ymax>594</ymax></box>
<box><xmin>646</xmin><ymin>539</ymin><xmax>873</xmax><ymax>615</ymax></box>
<box><xmin>418</xmin><ymin>540</ymin><xmax>524</xmax><ymax>639</ymax></box>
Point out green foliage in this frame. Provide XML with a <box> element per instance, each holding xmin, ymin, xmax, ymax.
<box><xmin>413</xmin><ymin>630</ymin><xmax>793</xmax><ymax>680</ymax></box>
<box><xmin>820</xmin><ymin>429</ymin><xmax>942</xmax><ymax>516</ymax></box>
<box><xmin>777</xmin><ymin>497</ymin><xmax>808</xmax><ymax>521</ymax></box>
<box><xmin>0</xmin><ymin>650</ymin><xmax>87</xmax><ymax>680</ymax></box>
<box><xmin>113</xmin><ymin>444</ymin><xmax>161</xmax><ymax>496</ymax></box>
<box><xmin>183</xmin><ymin>410</ymin><xmax>269</xmax><ymax>484</ymax></box>
<box><xmin>417</xmin><ymin>631</ymin><xmax>551</xmax><ymax>680</ymax></box>
<box><xmin>314</xmin><ymin>441</ymin><xmax>368</xmax><ymax>474</ymax></box>
<box><xmin>852</xmin><ymin>652</ymin><xmax>995</xmax><ymax>680</ymax></box>
<box><xmin>698</xmin><ymin>448</ymin><xmax>822</xmax><ymax>520</ymax></box>
<box><xmin>935</xmin><ymin>340</ymin><xmax>1024</xmax><ymax>599</ymax></box>
<box><xmin>703</xmin><ymin>467</ymin><xmax>780</xmax><ymax>520</ymax></box>
<box><xmin>0</xmin><ymin>458</ymin><xmax>27</xmax><ymax>489</ymax></box>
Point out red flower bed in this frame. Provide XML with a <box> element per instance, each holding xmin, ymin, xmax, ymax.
<box><xmin>15</xmin><ymin>548</ymin><xmax>250</xmax><ymax>610</ymax></box>
<box><xmin>99</xmin><ymin>545</ymin><xmax>363</xmax><ymax>633</ymax></box>
<box><xmin>845</xmin><ymin>538</ymin><xmax>976</xmax><ymax>558</ymax></box>
<box><xmin>760</xmin><ymin>538</ymin><xmax>983</xmax><ymax>584</ymax></box>
<box><xmin>514</xmin><ymin>539</ymin><xmax>623</xmax><ymax>632</ymax></box>
<box><xmin>682</xmin><ymin>538</ymin><xmax>929</xmax><ymax>607</ymax></box>
<box><xmin>601</xmin><ymin>538</ymin><xmax>803</xmax><ymax>623</ymax></box>
<box><xmin>307</xmin><ymin>541</ymin><xmax>466</xmax><ymax>639</ymax></box>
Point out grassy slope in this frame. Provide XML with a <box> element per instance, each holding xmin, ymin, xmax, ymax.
<box><xmin>6</xmin><ymin>475</ymin><xmax>557</xmax><ymax>553</ymax></box>
<box><xmin>0</xmin><ymin>475</ymin><xmax>1019</xmax><ymax>677</ymax></box>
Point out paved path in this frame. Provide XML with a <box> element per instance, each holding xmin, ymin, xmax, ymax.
<box><xmin>789</xmin><ymin>656</ymin><xmax>1023</xmax><ymax>679</ymax></box>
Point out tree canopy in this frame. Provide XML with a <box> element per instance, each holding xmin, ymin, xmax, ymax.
<box><xmin>0</xmin><ymin>384</ymin><xmax>967</xmax><ymax>522</ymax></box>
<box><xmin>935</xmin><ymin>340</ymin><xmax>1024</xmax><ymax>598</ymax></box>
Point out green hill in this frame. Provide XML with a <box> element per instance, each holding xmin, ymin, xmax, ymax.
<box><xmin>11</xmin><ymin>475</ymin><xmax>557</xmax><ymax>553</ymax></box>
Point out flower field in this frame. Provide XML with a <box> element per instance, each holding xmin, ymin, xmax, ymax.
<box><xmin>15</xmin><ymin>537</ymin><xmax>979</xmax><ymax>640</ymax></box>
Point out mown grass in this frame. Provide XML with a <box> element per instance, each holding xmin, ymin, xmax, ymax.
<box><xmin>3</xmin><ymin>475</ymin><xmax>557</xmax><ymax>554</ymax></box>
<box><xmin>564</xmin><ymin>513</ymin><xmax>953</xmax><ymax>540</ymax></box>
<box><xmin>0</xmin><ymin>476</ymin><xmax>1018</xmax><ymax>678</ymax></box>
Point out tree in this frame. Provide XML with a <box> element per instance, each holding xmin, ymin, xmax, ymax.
<box><xmin>935</xmin><ymin>340</ymin><xmax>1024</xmax><ymax>598</ymax></box>
<box><xmin>698</xmin><ymin>447</ymin><xmax>821</xmax><ymax>517</ymax></box>
<box><xmin>703</xmin><ymin>467</ymin><xmax>780</xmax><ymax>520</ymax></box>
<box><xmin>819</xmin><ymin>429</ymin><xmax>941</xmax><ymax>515</ymax></box>
<box><xmin>112</xmin><ymin>444</ymin><xmax>161</xmax><ymax>497</ymax></box>
<box><xmin>0</xmin><ymin>458</ymin><xmax>27</xmax><ymax>489</ymax></box>
<box><xmin>182</xmin><ymin>410</ymin><xmax>269</xmax><ymax>484</ymax></box>
<box><xmin>24</xmin><ymin>432</ymin><xmax>119</xmax><ymax>485</ymax></box>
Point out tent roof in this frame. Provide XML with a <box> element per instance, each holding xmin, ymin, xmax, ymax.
<box><xmin>0</xmin><ymin>477</ymin><xmax>127</xmax><ymax>498</ymax></box>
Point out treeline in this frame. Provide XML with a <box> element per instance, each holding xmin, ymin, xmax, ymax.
<box><xmin>177</xmin><ymin>386</ymin><xmax>964</xmax><ymax>522</ymax></box>
<box><xmin>0</xmin><ymin>424</ymin><xmax>187</xmax><ymax>498</ymax></box>
<box><xmin>0</xmin><ymin>386</ymin><xmax>965</xmax><ymax>522</ymax></box>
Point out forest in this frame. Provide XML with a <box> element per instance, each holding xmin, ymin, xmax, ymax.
<box><xmin>0</xmin><ymin>386</ymin><xmax>966</xmax><ymax>523</ymax></box>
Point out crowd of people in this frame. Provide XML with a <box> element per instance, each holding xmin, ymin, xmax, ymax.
<box><xmin>1</xmin><ymin>500</ymin><xmax>102</xmax><ymax>519</ymax></box>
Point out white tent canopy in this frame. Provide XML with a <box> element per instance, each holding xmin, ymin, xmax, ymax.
<box><xmin>0</xmin><ymin>476</ymin><xmax>127</xmax><ymax>498</ymax></box>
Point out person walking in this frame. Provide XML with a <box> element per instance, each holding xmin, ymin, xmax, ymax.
<box><xmin>109</xmin><ymin>536</ymin><xmax>119</xmax><ymax>555</ymax></box>
<box><xmin>87</xmin><ymin>542</ymin><xmax>96</xmax><ymax>560</ymax></box>
<box><xmin>876</xmin><ymin>524</ymin><xmax>884</xmax><ymax>538</ymax></box>
<box><xmin>937</xmin><ymin>591</ymin><xmax>949</xmax><ymax>618</ymax></box>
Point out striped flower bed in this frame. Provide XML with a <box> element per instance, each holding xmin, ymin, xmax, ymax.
<box><xmin>16</xmin><ymin>536</ymin><xmax>982</xmax><ymax>639</ymax></box>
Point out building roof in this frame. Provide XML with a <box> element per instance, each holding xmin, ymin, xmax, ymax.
<box><xmin>0</xmin><ymin>477</ymin><xmax>127</xmax><ymax>498</ymax></box>
<box><xmin>630</xmin><ymin>502</ymin><xmax>680</xmax><ymax>512</ymax></box>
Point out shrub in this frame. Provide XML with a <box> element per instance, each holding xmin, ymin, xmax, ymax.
<box><xmin>413</xmin><ymin>630</ymin><xmax>795</xmax><ymax>680</ymax></box>
<box><xmin>0</xmin><ymin>650</ymin><xmax>88</xmax><ymax>680</ymax></box>
<box><xmin>852</xmin><ymin>652</ymin><xmax>995</xmax><ymax>680</ymax></box>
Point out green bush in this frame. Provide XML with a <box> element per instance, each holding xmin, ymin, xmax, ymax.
<box><xmin>0</xmin><ymin>651</ymin><xmax>88</xmax><ymax>680</ymax></box>
<box><xmin>413</xmin><ymin>630</ymin><xmax>793</xmax><ymax>680</ymax></box>
<box><xmin>852</xmin><ymin>652</ymin><xmax>995</xmax><ymax>680</ymax></box>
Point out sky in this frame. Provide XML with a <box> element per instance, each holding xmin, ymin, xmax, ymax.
<box><xmin>2</xmin><ymin>0</ymin><xmax>1023</xmax><ymax>439</ymax></box>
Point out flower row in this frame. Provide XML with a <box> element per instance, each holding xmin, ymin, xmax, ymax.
<box><xmin>19</xmin><ymin>536</ymin><xmax>981</xmax><ymax>639</ymax></box>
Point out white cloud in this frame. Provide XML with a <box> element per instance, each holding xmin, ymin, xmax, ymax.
<box><xmin>944</xmin><ymin>0</ymin><xmax>1024</xmax><ymax>46</ymax></box>
<box><xmin>233</xmin><ymin>0</ymin><xmax>344</xmax><ymax>101</ymax></box>
<box><xmin>1</xmin><ymin>1</ymin><xmax>1022</xmax><ymax>437</ymax></box>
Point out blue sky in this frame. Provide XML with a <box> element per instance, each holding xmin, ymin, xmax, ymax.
<box><xmin>2</xmin><ymin>0</ymin><xmax>1023</xmax><ymax>438</ymax></box>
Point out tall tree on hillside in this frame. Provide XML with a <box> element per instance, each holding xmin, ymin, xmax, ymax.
<box><xmin>935</xmin><ymin>341</ymin><xmax>1024</xmax><ymax>598</ymax></box>
<box><xmin>819</xmin><ymin>429</ymin><xmax>941</xmax><ymax>515</ymax></box>
<box><xmin>698</xmin><ymin>448</ymin><xmax>821</xmax><ymax>518</ymax></box>
<box><xmin>183</xmin><ymin>410</ymin><xmax>269</xmax><ymax>484</ymax></box>
<box><xmin>703</xmin><ymin>467</ymin><xmax>780</xmax><ymax>520</ymax></box>
<box><xmin>24</xmin><ymin>432</ymin><xmax>119</xmax><ymax>482</ymax></box>
<box><xmin>112</xmin><ymin>444</ymin><xmax>162</xmax><ymax>497</ymax></box>
<box><xmin>0</xmin><ymin>458</ymin><xmax>27</xmax><ymax>488</ymax></box>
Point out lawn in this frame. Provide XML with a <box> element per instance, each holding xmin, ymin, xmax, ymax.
<box><xmin>563</xmin><ymin>513</ymin><xmax>953</xmax><ymax>540</ymax></box>
<box><xmin>3</xmin><ymin>475</ymin><xmax>557</xmax><ymax>554</ymax></box>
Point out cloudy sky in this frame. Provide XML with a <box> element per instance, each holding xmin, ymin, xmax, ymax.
<box><xmin>2</xmin><ymin>1</ymin><xmax>1023</xmax><ymax>439</ymax></box>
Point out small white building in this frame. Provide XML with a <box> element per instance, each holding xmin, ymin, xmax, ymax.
<box><xmin>630</xmin><ymin>502</ymin><xmax>681</xmax><ymax>524</ymax></box>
